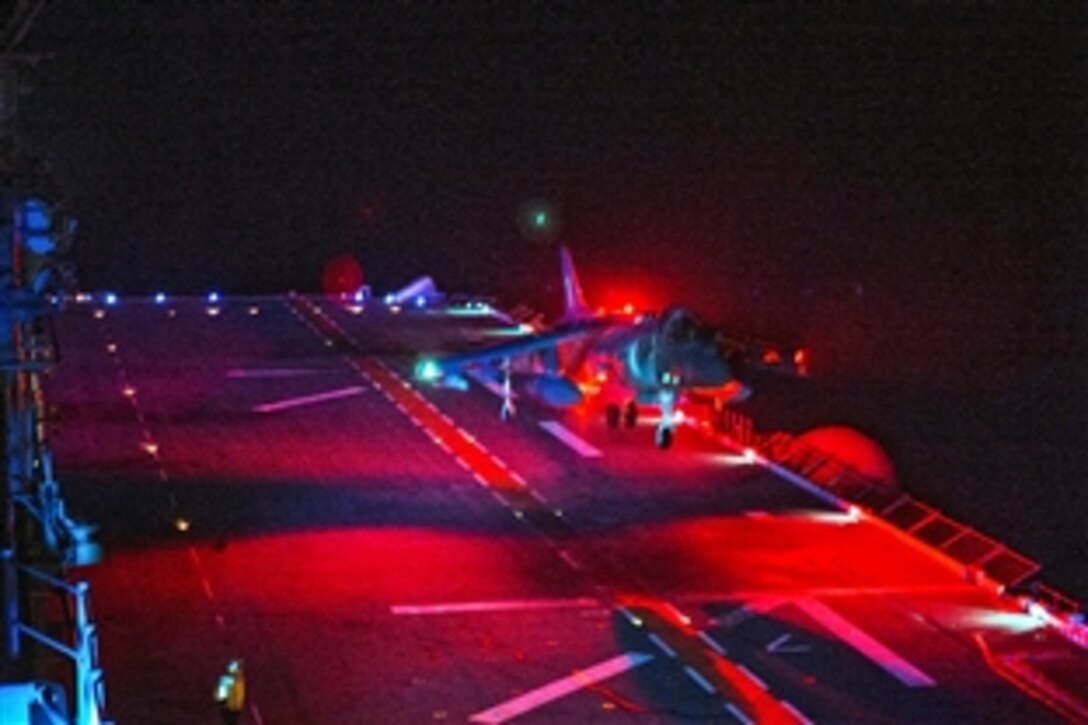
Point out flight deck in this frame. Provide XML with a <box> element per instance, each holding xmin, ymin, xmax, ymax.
<box><xmin>42</xmin><ymin>295</ymin><xmax>1087</xmax><ymax>723</ymax></box>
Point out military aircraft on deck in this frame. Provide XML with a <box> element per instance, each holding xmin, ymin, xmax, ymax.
<box><xmin>415</xmin><ymin>245</ymin><xmax>805</xmax><ymax>448</ymax></box>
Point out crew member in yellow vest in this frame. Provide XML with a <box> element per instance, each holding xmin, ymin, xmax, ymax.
<box><xmin>215</xmin><ymin>658</ymin><xmax>245</xmax><ymax>724</ymax></box>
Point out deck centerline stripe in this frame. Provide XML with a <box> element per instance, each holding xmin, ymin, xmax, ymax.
<box><xmin>356</xmin><ymin>358</ymin><xmax>525</xmax><ymax>491</ymax></box>
<box><xmin>725</xmin><ymin>702</ymin><xmax>755</xmax><ymax>724</ymax></box>
<box><xmin>685</xmin><ymin>665</ymin><xmax>716</xmax><ymax>694</ymax></box>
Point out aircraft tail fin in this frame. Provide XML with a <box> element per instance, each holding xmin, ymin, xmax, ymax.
<box><xmin>560</xmin><ymin>245</ymin><xmax>592</xmax><ymax>320</ymax></box>
<box><xmin>386</xmin><ymin>275</ymin><xmax>441</xmax><ymax>306</ymax></box>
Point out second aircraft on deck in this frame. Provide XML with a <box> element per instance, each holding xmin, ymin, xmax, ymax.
<box><xmin>415</xmin><ymin>246</ymin><xmax>805</xmax><ymax>449</ymax></box>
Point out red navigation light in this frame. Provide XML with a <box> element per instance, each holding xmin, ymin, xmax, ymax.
<box><xmin>762</xmin><ymin>348</ymin><xmax>782</xmax><ymax>366</ymax></box>
<box><xmin>598</xmin><ymin>284</ymin><xmax>659</xmax><ymax>318</ymax></box>
<box><xmin>321</xmin><ymin>254</ymin><xmax>364</xmax><ymax>296</ymax></box>
<box><xmin>793</xmin><ymin>348</ymin><xmax>809</xmax><ymax>374</ymax></box>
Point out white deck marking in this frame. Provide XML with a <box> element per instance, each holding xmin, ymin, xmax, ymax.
<box><xmin>796</xmin><ymin>598</ymin><xmax>936</xmax><ymax>687</ymax></box>
<box><xmin>648</xmin><ymin>633</ymin><xmax>677</xmax><ymax>658</ymax></box>
<box><xmin>715</xmin><ymin>598</ymin><xmax>782</xmax><ymax>629</ymax></box>
<box><xmin>558</xmin><ymin>550</ymin><xmax>583</xmax><ymax>570</ymax></box>
<box><xmin>698</xmin><ymin>630</ymin><xmax>727</xmax><ymax>656</ymax></box>
<box><xmin>618</xmin><ymin>606</ymin><xmax>643</xmax><ymax>627</ymax></box>
<box><xmin>725</xmin><ymin>702</ymin><xmax>755</xmax><ymax>724</ymax></box>
<box><xmin>766</xmin><ymin>633</ymin><xmax>810</xmax><ymax>654</ymax></box>
<box><xmin>680</xmin><ymin>583</ymin><xmax>980</xmax><ymax>603</ymax></box>
<box><xmin>539</xmin><ymin>421</ymin><xmax>602</xmax><ymax>458</ymax></box>
<box><xmin>684</xmin><ymin>665</ymin><xmax>716</xmax><ymax>694</ymax></box>
<box><xmin>736</xmin><ymin>664</ymin><xmax>767</xmax><ymax>690</ymax></box>
<box><xmin>226</xmin><ymin>367</ymin><xmax>325</xmax><ymax>378</ymax></box>
<box><xmin>469</xmin><ymin>652</ymin><xmax>653</xmax><ymax>723</ymax></box>
<box><xmin>253</xmin><ymin>386</ymin><xmax>365</xmax><ymax>413</ymax></box>
<box><xmin>391</xmin><ymin>598</ymin><xmax>600</xmax><ymax>616</ymax></box>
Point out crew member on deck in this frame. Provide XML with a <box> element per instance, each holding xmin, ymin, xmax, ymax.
<box><xmin>215</xmin><ymin>658</ymin><xmax>245</xmax><ymax>724</ymax></box>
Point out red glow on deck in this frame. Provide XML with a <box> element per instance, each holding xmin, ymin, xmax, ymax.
<box><xmin>51</xmin><ymin>294</ymin><xmax>1088</xmax><ymax>723</ymax></box>
<box><xmin>794</xmin><ymin>426</ymin><xmax>897</xmax><ymax>489</ymax></box>
<box><xmin>92</xmin><ymin>527</ymin><xmax>586</xmax><ymax>616</ymax></box>
<box><xmin>595</xmin><ymin>282</ymin><xmax>662</xmax><ymax>317</ymax></box>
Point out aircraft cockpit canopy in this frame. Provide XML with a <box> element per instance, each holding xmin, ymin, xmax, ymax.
<box><xmin>660</xmin><ymin>306</ymin><xmax>714</xmax><ymax>345</ymax></box>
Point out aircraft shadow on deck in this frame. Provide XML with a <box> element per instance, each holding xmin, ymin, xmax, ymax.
<box><xmin>54</xmin><ymin>465</ymin><xmax>826</xmax><ymax>553</ymax></box>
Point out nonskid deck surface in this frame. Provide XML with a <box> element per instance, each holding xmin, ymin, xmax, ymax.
<box><xmin>44</xmin><ymin>295</ymin><xmax>1085</xmax><ymax>723</ymax></box>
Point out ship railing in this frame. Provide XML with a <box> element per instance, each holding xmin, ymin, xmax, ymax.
<box><xmin>10</xmin><ymin>563</ymin><xmax>109</xmax><ymax>725</ymax></box>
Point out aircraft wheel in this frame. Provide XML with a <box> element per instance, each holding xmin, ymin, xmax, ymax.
<box><xmin>623</xmin><ymin>401</ymin><xmax>638</xmax><ymax>428</ymax></box>
<box><xmin>655</xmin><ymin>426</ymin><xmax>673</xmax><ymax>449</ymax></box>
<box><xmin>605</xmin><ymin>404</ymin><xmax>621</xmax><ymax>429</ymax></box>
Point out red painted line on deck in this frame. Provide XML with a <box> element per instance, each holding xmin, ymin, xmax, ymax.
<box><xmin>617</xmin><ymin>596</ymin><xmax>807</xmax><ymax>724</ymax></box>
<box><xmin>356</xmin><ymin>358</ymin><xmax>526</xmax><ymax>492</ymax></box>
<box><xmin>285</xmin><ymin>295</ymin><xmax>525</xmax><ymax>493</ymax></box>
<box><xmin>710</xmin><ymin>655</ymin><xmax>806</xmax><ymax>724</ymax></box>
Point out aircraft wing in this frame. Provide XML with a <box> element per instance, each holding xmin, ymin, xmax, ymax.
<box><xmin>417</xmin><ymin>317</ymin><xmax>616</xmax><ymax>382</ymax></box>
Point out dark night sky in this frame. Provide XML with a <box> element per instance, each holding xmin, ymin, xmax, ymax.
<box><xmin>15</xmin><ymin>5</ymin><xmax>1088</xmax><ymax>593</ymax></box>
<box><xmin>20</xmin><ymin>4</ymin><xmax>1084</xmax><ymax>383</ymax></box>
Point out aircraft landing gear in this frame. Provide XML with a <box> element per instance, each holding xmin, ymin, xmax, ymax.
<box><xmin>623</xmin><ymin>401</ymin><xmax>638</xmax><ymax>428</ymax></box>
<box><xmin>655</xmin><ymin>387</ymin><xmax>677</xmax><ymax>450</ymax></box>
<box><xmin>605</xmin><ymin>404</ymin><xmax>621</xmax><ymax>429</ymax></box>
<box><xmin>499</xmin><ymin>356</ymin><xmax>515</xmax><ymax>422</ymax></box>
<box><xmin>655</xmin><ymin>425</ymin><xmax>673</xmax><ymax>449</ymax></box>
